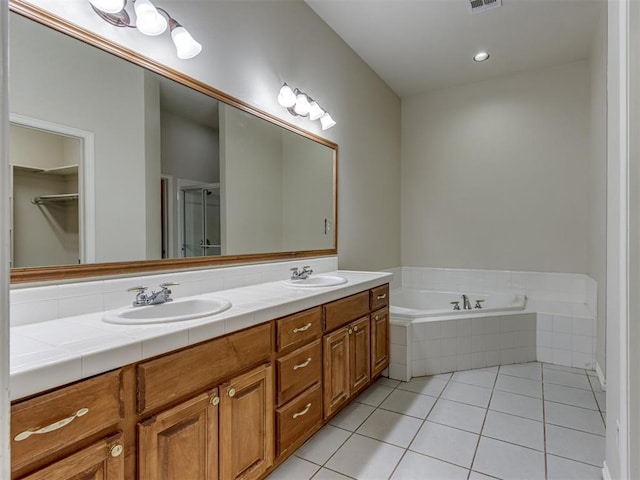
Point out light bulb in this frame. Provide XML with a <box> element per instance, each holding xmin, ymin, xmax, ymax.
<box><xmin>135</xmin><ymin>0</ymin><xmax>167</xmax><ymax>36</ymax></box>
<box><xmin>294</xmin><ymin>92</ymin><xmax>311</xmax><ymax>116</ymax></box>
<box><xmin>277</xmin><ymin>84</ymin><xmax>296</xmax><ymax>108</ymax></box>
<box><xmin>171</xmin><ymin>26</ymin><xmax>202</xmax><ymax>59</ymax></box>
<box><xmin>473</xmin><ymin>51</ymin><xmax>490</xmax><ymax>62</ymax></box>
<box><xmin>308</xmin><ymin>101</ymin><xmax>325</xmax><ymax>121</ymax></box>
<box><xmin>89</xmin><ymin>0</ymin><xmax>125</xmax><ymax>14</ymax></box>
<box><xmin>320</xmin><ymin>113</ymin><xmax>336</xmax><ymax>130</ymax></box>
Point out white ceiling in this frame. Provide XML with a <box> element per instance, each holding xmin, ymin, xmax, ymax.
<box><xmin>305</xmin><ymin>0</ymin><xmax>604</xmax><ymax>97</ymax></box>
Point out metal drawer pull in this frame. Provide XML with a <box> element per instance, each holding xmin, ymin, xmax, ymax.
<box><xmin>293</xmin><ymin>323</ymin><xmax>312</xmax><ymax>333</ymax></box>
<box><xmin>14</xmin><ymin>408</ymin><xmax>89</xmax><ymax>442</ymax></box>
<box><xmin>210</xmin><ymin>396</ymin><xmax>220</xmax><ymax>406</ymax></box>
<box><xmin>293</xmin><ymin>358</ymin><xmax>312</xmax><ymax>370</ymax></box>
<box><xmin>293</xmin><ymin>403</ymin><xmax>312</xmax><ymax>419</ymax></box>
<box><xmin>377</xmin><ymin>293</ymin><xmax>387</xmax><ymax>300</ymax></box>
<box><xmin>228</xmin><ymin>388</ymin><xmax>236</xmax><ymax>398</ymax></box>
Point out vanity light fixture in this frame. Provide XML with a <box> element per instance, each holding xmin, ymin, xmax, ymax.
<box><xmin>473</xmin><ymin>51</ymin><xmax>490</xmax><ymax>62</ymax></box>
<box><xmin>277</xmin><ymin>83</ymin><xmax>336</xmax><ymax>130</ymax></box>
<box><xmin>88</xmin><ymin>0</ymin><xmax>202</xmax><ymax>59</ymax></box>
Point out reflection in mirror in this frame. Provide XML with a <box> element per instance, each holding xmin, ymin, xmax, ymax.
<box><xmin>10</xmin><ymin>123</ymin><xmax>81</xmax><ymax>267</ymax></box>
<box><xmin>9</xmin><ymin>6</ymin><xmax>337</xmax><ymax>280</ymax></box>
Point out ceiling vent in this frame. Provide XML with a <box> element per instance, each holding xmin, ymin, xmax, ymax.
<box><xmin>467</xmin><ymin>0</ymin><xmax>502</xmax><ymax>14</ymax></box>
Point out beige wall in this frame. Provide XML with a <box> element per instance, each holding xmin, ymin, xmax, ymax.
<box><xmin>401</xmin><ymin>61</ymin><xmax>591</xmax><ymax>274</ymax></box>
<box><xmin>281</xmin><ymin>132</ymin><xmax>335</xmax><ymax>251</ymax></box>
<box><xmin>21</xmin><ymin>0</ymin><xmax>402</xmax><ymax>271</ymax></box>
<box><xmin>589</xmin><ymin>6</ymin><xmax>608</xmax><ymax>376</ymax></box>
<box><xmin>220</xmin><ymin>105</ymin><xmax>283</xmax><ymax>255</ymax></box>
<box><xmin>143</xmin><ymin>72</ymin><xmax>162</xmax><ymax>260</ymax></box>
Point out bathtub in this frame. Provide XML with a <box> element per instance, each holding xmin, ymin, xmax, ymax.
<box><xmin>390</xmin><ymin>288</ymin><xmax>527</xmax><ymax>320</ymax></box>
<box><xmin>387</xmin><ymin>288</ymin><xmax>532</xmax><ymax>381</ymax></box>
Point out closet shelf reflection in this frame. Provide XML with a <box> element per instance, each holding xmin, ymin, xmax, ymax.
<box><xmin>31</xmin><ymin>193</ymin><xmax>79</xmax><ymax>205</ymax></box>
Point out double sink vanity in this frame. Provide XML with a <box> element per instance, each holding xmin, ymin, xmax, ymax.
<box><xmin>9</xmin><ymin>270</ymin><xmax>391</xmax><ymax>479</ymax></box>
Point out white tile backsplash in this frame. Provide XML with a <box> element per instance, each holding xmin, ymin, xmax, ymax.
<box><xmin>10</xmin><ymin>256</ymin><xmax>338</xmax><ymax>327</ymax></box>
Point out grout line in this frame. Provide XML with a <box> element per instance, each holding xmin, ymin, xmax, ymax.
<box><xmin>466</xmin><ymin>365</ymin><xmax>501</xmax><ymax>477</ymax></box>
<box><xmin>541</xmin><ymin>361</ymin><xmax>548</xmax><ymax>480</ymax></box>
<box><xmin>586</xmin><ymin>373</ymin><xmax>607</xmax><ymax>425</ymax></box>
<box><xmin>545</xmin><ymin>451</ymin><xmax>609</xmax><ymax>469</ymax></box>
<box><xmin>386</xmin><ymin>368</ymin><xmax>458</xmax><ymax>479</ymax></box>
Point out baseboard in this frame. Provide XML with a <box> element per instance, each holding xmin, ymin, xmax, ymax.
<box><xmin>595</xmin><ymin>361</ymin><xmax>607</xmax><ymax>391</ymax></box>
<box><xmin>602</xmin><ymin>461</ymin><xmax>611</xmax><ymax>480</ymax></box>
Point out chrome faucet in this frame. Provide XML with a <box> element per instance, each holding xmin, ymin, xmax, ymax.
<box><xmin>128</xmin><ymin>282</ymin><xmax>179</xmax><ymax>307</ymax></box>
<box><xmin>290</xmin><ymin>266</ymin><xmax>313</xmax><ymax>280</ymax></box>
<box><xmin>461</xmin><ymin>294</ymin><xmax>472</xmax><ymax>310</ymax></box>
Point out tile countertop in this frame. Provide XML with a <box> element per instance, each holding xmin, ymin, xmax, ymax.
<box><xmin>10</xmin><ymin>270</ymin><xmax>392</xmax><ymax>401</ymax></box>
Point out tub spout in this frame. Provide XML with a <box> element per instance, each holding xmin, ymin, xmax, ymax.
<box><xmin>462</xmin><ymin>294</ymin><xmax>472</xmax><ymax>310</ymax></box>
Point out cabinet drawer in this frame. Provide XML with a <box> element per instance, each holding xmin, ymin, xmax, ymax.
<box><xmin>324</xmin><ymin>292</ymin><xmax>369</xmax><ymax>332</ymax></box>
<box><xmin>370</xmin><ymin>284</ymin><xmax>389</xmax><ymax>311</ymax></box>
<box><xmin>137</xmin><ymin>322</ymin><xmax>272</xmax><ymax>414</ymax></box>
<box><xmin>276</xmin><ymin>340</ymin><xmax>322</xmax><ymax>405</ymax></box>
<box><xmin>276</xmin><ymin>307</ymin><xmax>322</xmax><ymax>352</ymax></box>
<box><xmin>276</xmin><ymin>384</ymin><xmax>322</xmax><ymax>456</ymax></box>
<box><xmin>11</xmin><ymin>370</ymin><xmax>122</xmax><ymax>472</ymax></box>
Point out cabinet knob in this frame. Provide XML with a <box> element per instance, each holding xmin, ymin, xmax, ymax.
<box><xmin>374</xmin><ymin>315</ymin><xmax>379</xmax><ymax>320</ymax></box>
<box><xmin>228</xmin><ymin>388</ymin><xmax>236</xmax><ymax>398</ymax></box>
<box><xmin>348</xmin><ymin>328</ymin><xmax>353</xmax><ymax>335</ymax></box>
<box><xmin>109</xmin><ymin>444</ymin><xmax>124</xmax><ymax>458</ymax></box>
<box><xmin>210</xmin><ymin>396</ymin><xmax>220</xmax><ymax>406</ymax></box>
<box><xmin>353</xmin><ymin>325</ymin><xmax>358</xmax><ymax>332</ymax></box>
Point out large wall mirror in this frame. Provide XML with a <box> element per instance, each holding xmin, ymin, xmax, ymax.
<box><xmin>8</xmin><ymin>1</ymin><xmax>338</xmax><ymax>283</ymax></box>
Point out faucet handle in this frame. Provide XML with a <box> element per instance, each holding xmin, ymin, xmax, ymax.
<box><xmin>127</xmin><ymin>286</ymin><xmax>148</xmax><ymax>293</ymax></box>
<box><xmin>159</xmin><ymin>282</ymin><xmax>180</xmax><ymax>289</ymax></box>
<box><xmin>302</xmin><ymin>266</ymin><xmax>313</xmax><ymax>272</ymax></box>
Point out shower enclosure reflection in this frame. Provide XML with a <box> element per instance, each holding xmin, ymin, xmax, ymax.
<box><xmin>180</xmin><ymin>184</ymin><xmax>221</xmax><ymax>258</ymax></box>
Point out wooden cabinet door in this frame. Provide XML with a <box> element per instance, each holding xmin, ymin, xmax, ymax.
<box><xmin>371</xmin><ymin>307</ymin><xmax>390</xmax><ymax>377</ymax></box>
<box><xmin>219</xmin><ymin>364</ymin><xmax>274</xmax><ymax>480</ymax></box>
<box><xmin>349</xmin><ymin>317</ymin><xmax>371</xmax><ymax>395</ymax></box>
<box><xmin>323</xmin><ymin>327</ymin><xmax>350</xmax><ymax>418</ymax></box>
<box><xmin>18</xmin><ymin>433</ymin><xmax>124</xmax><ymax>480</ymax></box>
<box><xmin>138</xmin><ymin>389</ymin><xmax>219</xmax><ymax>480</ymax></box>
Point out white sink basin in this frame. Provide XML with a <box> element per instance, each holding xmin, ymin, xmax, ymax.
<box><xmin>283</xmin><ymin>275</ymin><xmax>348</xmax><ymax>288</ymax></box>
<box><xmin>103</xmin><ymin>297</ymin><xmax>232</xmax><ymax>325</ymax></box>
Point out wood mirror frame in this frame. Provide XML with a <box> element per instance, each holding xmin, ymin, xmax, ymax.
<box><xmin>9</xmin><ymin>0</ymin><xmax>338</xmax><ymax>284</ymax></box>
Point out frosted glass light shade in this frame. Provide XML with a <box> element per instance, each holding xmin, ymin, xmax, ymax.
<box><xmin>473</xmin><ymin>51</ymin><xmax>490</xmax><ymax>62</ymax></box>
<box><xmin>135</xmin><ymin>0</ymin><xmax>167</xmax><ymax>36</ymax></box>
<box><xmin>89</xmin><ymin>0</ymin><xmax>125</xmax><ymax>13</ymax></box>
<box><xmin>171</xmin><ymin>27</ymin><xmax>202</xmax><ymax>59</ymax></box>
<box><xmin>320</xmin><ymin>113</ymin><xmax>336</xmax><ymax>130</ymax></box>
<box><xmin>308</xmin><ymin>102</ymin><xmax>325</xmax><ymax>121</ymax></box>
<box><xmin>294</xmin><ymin>92</ymin><xmax>311</xmax><ymax>116</ymax></box>
<box><xmin>277</xmin><ymin>84</ymin><xmax>296</xmax><ymax>108</ymax></box>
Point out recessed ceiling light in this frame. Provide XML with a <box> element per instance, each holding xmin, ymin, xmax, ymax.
<box><xmin>473</xmin><ymin>51</ymin><xmax>490</xmax><ymax>62</ymax></box>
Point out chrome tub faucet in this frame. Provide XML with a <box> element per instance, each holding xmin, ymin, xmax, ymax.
<box><xmin>462</xmin><ymin>294</ymin><xmax>472</xmax><ymax>310</ymax></box>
